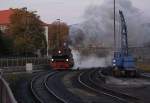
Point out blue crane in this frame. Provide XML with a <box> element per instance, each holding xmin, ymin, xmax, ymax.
<box><xmin>112</xmin><ymin>10</ymin><xmax>137</xmax><ymax>77</ymax></box>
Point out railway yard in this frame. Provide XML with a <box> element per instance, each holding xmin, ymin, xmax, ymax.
<box><xmin>3</xmin><ymin>68</ymin><xmax>150</xmax><ymax>103</ymax></box>
<box><xmin>1</xmin><ymin>0</ymin><xmax>150</xmax><ymax>103</ymax></box>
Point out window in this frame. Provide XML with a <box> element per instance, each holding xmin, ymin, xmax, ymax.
<box><xmin>0</xmin><ymin>25</ymin><xmax>7</xmax><ymax>32</ymax></box>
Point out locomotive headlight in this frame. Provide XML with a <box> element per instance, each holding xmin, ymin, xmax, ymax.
<box><xmin>113</xmin><ymin>60</ymin><xmax>116</xmax><ymax>63</ymax></box>
<box><xmin>58</xmin><ymin>50</ymin><xmax>61</xmax><ymax>54</ymax></box>
<box><xmin>66</xmin><ymin>59</ymin><xmax>69</xmax><ymax>61</ymax></box>
<box><xmin>51</xmin><ymin>59</ymin><xmax>54</xmax><ymax>61</ymax></box>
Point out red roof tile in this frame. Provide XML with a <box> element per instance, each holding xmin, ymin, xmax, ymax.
<box><xmin>0</xmin><ymin>9</ymin><xmax>14</xmax><ymax>25</ymax></box>
<box><xmin>0</xmin><ymin>9</ymin><xmax>48</xmax><ymax>26</ymax></box>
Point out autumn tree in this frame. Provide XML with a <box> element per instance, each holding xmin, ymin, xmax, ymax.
<box><xmin>9</xmin><ymin>8</ymin><xmax>47</xmax><ymax>56</ymax></box>
<box><xmin>48</xmin><ymin>20</ymin><xmax>69</xmax><ymax>51</ymax></box>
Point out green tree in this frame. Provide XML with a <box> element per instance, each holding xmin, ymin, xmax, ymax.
<box><xmin>0</xmin><ymin>30</ymin><xmax>13</xmax><ymax>56</ymax></box>
<box><xmin>9</xmin><ymin>8</ymin><xmax>47</xmax><ymax>56</ymax></box>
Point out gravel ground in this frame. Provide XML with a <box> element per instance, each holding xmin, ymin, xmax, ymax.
<box><xmin>104</xmin><ymin>76</ymin><xmax>150</xmax><ymax>103</ymax></box>
<box><xmin>4</xmin><ymin>69</ymin><xmax>150</xmax><ymax>103</ymax></box>
<box><xmin>62</xmin><ymin>71</ymin><xmax>125</xmax><ymax>103</ymax></box>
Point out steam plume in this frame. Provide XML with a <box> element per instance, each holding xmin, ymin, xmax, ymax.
<box><xmin>69</xmin><ymin>0</ymin><xmax>150</xmax><ymax>68</ymax></box>
<box><xmin>70</xmin><ymin>0</ymin><xmax>150</xmax><ymax>47</ymax></box>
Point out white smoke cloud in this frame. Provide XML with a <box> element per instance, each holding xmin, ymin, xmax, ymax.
<box><xmin>71</xmin><ymin>49</ymin><xmax>111</xmax><ymax>68</ymax></box>
<box><xmin>70</xmin><ymin>0</ymin><xmax>150</xmax><ymax>47</ymax></box>
<box><xmin>69</xmin><ymin>0</ymin><xmax>150</xmax><ymax>68</ymax></box>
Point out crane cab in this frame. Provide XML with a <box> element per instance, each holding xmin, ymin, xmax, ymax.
<box><xmin>112</xmin><ymin>52</ymin><xmax>137</xmax><ymax>77</ymax></box>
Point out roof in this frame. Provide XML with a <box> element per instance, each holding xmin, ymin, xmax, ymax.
<box><xmin>0</xmin><ymin>9</ymin><xmax>14</xmax><ymax>25</ymax></box>
<box><xmin>0</xmin><ymin>9</ymin><xmax>48</xmax><ymax>26</ymax></box>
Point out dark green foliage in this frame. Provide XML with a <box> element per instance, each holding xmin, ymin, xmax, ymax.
<box><xmin>0</xmin><ymin>30</ymin><xmax>13</xmax><ymax>56</ymax></box>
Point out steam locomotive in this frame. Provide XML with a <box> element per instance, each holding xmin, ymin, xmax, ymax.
<box><xmin>49</xmin><ymin>45</ymin><xmax>74</xmax><ymax>70</ymax></box>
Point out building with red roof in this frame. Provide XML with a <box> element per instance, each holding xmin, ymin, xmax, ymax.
<box><xmin>0</xmin><ymin>9</ymin><xmax>13</xmax><ymax>25</ymax></box>
<box><xmin>0</xmin><ymin>9</ymin><xmax>48</xmax><ymax>33</ymax></box>
<box><xmin>0</xmin><ymin>9</ymin><xmax>50</xmax><ymax>55</ymax></box>
<box><xmin>0</xmin><ymin>9</ymin><xmax>13</xmax><ymax>32</ymax></box>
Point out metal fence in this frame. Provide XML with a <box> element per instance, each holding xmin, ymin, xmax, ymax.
<box><xmin>0</xmin><ymin>76</ymin><xmax>17</xmax><ymax>103</ymax></box>
<box><xmin>0</xmin><ymin>57</ymin><xmax>50</xmax><ymax>103</ymax></box>
<box><xmin>0</xmin><ymin>57</ymin><xmax>50</xmax><ymax>72</ymax></box>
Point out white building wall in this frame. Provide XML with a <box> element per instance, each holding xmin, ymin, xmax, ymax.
<box><xmin>44</xmin><ymin>26</ymin><xmax>49</xmax><ymax>56</ymax></box>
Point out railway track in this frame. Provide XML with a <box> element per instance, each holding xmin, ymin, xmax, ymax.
<box><xmin>78</xmin><ymin>69</ymin><xmax>141</xmax><ymax>103</ymax></box>
<box><xmin>30</xmin><ymin>68</ymin><xmax>145</xmax><ymax>103</ymax></box>
<box><xmin>65</xmin><ymin>70</ymin><xmax>123</xmax><ymax>103</ymax></box>
<box><xmin>30</xmin><ymin>71</ymin><xmax>63</xmax><ymax>103</ymax></box>
<box><xmin>31</xmin><ymin>70</ymin><xmax>83</xmax><ymax>103</ymax></box>
<box><xmin>45</xmin><ymin>71</ymin><xmax>84</xmax><ymax>103</ymax></box>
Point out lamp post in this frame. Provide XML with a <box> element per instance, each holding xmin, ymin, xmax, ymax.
<box><xmin>56</xmin><ymin>19</ymin><xmax>60</xmax><ymax>48</ymax></box>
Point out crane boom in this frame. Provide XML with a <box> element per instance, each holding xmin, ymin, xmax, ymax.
<box><xmin>112</xmin><ymin>10</ymin><xmax>137</xmax><ymax>77</ymax></box>
<box><xmin>119</xmin><ymin>10</ymin><xmax>128</xmax><ymax>56</ymax></box>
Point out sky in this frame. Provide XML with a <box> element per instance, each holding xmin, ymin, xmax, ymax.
<box><xmin>0</xmin><ymin>0</ymin><xmax>150</xmax><ymax>25</ymax></box>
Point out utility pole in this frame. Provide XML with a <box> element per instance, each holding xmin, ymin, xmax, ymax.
<box><xmin>114</xmin><ymin>0</ymin><xmax>116</xmax><ymax>55</ymax></box>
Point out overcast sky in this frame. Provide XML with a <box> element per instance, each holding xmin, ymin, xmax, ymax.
<box><xmin>0</xmin><ymin>0</ymin><xmax>150</xmax><ymax>24</ymax></box>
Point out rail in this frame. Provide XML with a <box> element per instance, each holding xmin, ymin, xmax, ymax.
<box><xmin>0</xmin><ymin>75</ymin><xmax>17</xmax><ymax>103</ymax></box>
<box><xmin>78</xmin><ymin>69</ymin><xmax>140</xmax><ymax>103</ymax></box>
